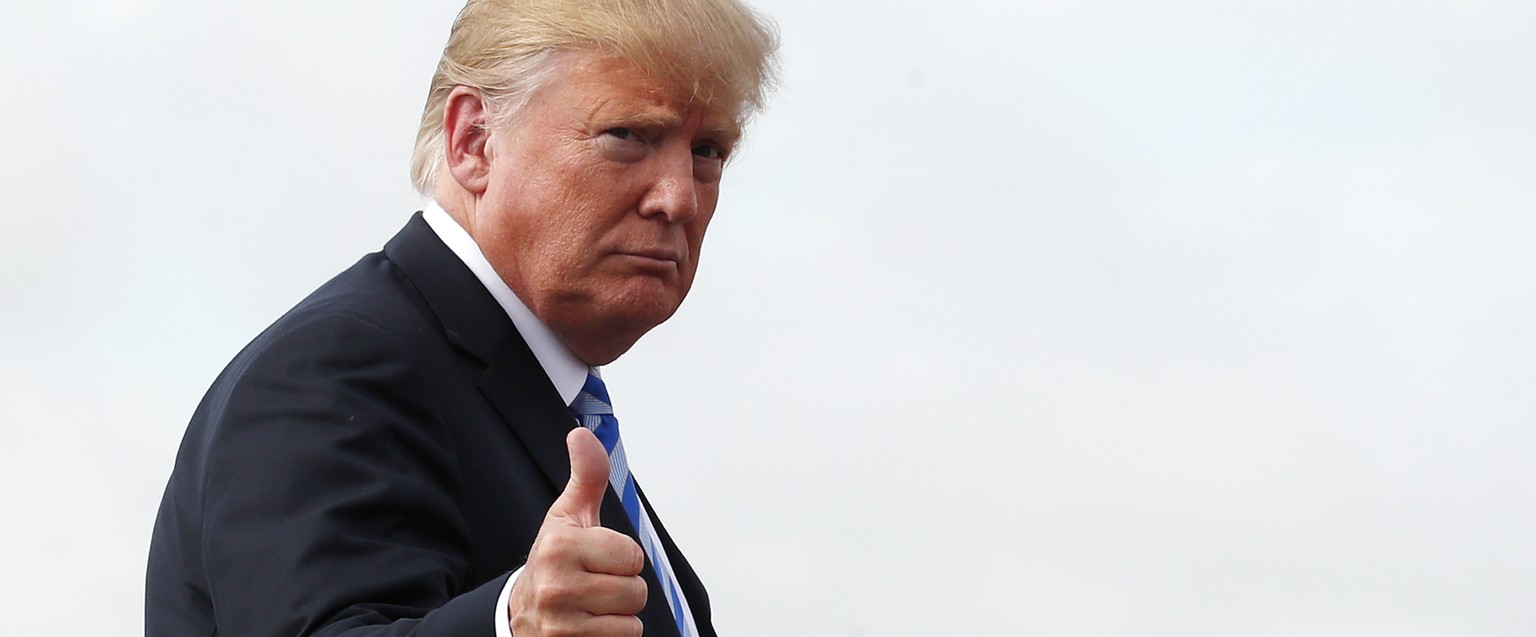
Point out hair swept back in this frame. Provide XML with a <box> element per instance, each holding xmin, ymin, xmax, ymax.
<box><xmin>409</xmin><ymin>0</ymin><xmax>780</xmax><ymax>196</ymax></box>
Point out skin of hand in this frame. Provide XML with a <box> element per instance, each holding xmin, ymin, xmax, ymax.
<box><xmin>508</xmin><ymin>428</ymin><xmax>649</xmax><ymax>636</ymax></box>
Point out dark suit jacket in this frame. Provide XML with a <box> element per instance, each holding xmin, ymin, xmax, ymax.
<box><xmin>147</xmin><ymin>213</ymin><xmax>715</xmax><ymax>636</ymax></box>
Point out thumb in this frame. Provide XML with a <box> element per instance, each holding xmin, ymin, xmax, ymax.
<box><xmin>548</xmin><ymin>427</ymin><xmax>610</xmax><ymax>528</ymax></box>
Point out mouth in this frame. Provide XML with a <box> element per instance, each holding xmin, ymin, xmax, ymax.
<box><xmin>614</xmin><ymin>248</ymin><xmax>682</xmax><ymax>269</ymax></box>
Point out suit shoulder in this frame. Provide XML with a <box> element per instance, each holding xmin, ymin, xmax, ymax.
<box><xmin>182</xmin><ymin>250</ymin><xmax>461</xmax><ymax>457</ymax></box>
<box><xmin>276</xmin><ymin>250</ymin><xmax>436</xmax><ymax>338</ymax></box>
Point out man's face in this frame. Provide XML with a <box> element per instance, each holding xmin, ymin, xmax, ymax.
<box><xmin>469</xmin><ymin>51</ymin><xmax>740</xmax><ymax>364</ymax></box>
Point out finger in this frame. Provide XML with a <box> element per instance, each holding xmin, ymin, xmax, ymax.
<box><xmin>560</xmin><ymin>572</ymin><xmax>648</xmax><ymax>616</ymax></box>
<box><xmin>578</xmin><ymin>613</ymin><xmax>644</xmax><ymax>637</ymax></box>
<box><xmin>548</xmin><ymin>427</ymin><xmax>611</xmax><ymax>528</ymax></box>
<box><xmin>577</xmin><ymin>527</ymin><xmax>646</xmax><ymax>576</ymax></box>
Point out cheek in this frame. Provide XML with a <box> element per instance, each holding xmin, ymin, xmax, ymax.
<box><xmin>689</xmin><ymin>196</ymin><xmax>719</xmax><ymax>244</ymax></box>
<box><xmin>552</xmin><ymin>171</ymin><xmax>637</xmax><ymax>228</ymax></box>
<box><xmin>688</xmin><ymin>216</ymin><xmax>712</xmax><ymax>251</ymax></box>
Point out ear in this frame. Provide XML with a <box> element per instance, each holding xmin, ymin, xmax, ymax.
<box><xmin>443</xmin><ymin>86</ymin><xmax>494</xmax><ymax>195</ymax></box>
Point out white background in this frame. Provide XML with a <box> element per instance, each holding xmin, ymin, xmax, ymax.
<box><xmin>3</xmin><ymin>0</ymin><xmax>1534</xmax><ymax>634</ymax></box>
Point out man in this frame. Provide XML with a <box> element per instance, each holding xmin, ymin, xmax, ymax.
<box><xmin>146</xmin><ymin>1</ymin><xmax>777</xmax><ymax>635</ymax></box>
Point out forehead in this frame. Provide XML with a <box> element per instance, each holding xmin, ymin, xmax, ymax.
<box><xmin>553</xmin><ymin>51</ymin><xmax>742</xmax><ymax>140</ymax></box>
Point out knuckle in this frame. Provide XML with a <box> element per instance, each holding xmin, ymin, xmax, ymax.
<box><xmin>535</xmin><ymin>528</ymin><xmax>590</xmax><ymax>565</ymax></box>
<box><xmin>539</xmin><ymin>577</ymin><xmax>583</xmax><ymax>607</ymax></box>
<box><xmin>542</xmin><ymin>530</ymin><xmax>577</xmax><ymax>554</ymax></box>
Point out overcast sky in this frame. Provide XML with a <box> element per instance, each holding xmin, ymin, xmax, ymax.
<box><xmin>3</xmin><ymin>0</ymin><xmax>1535</xmax><ymax>635</ymax></box>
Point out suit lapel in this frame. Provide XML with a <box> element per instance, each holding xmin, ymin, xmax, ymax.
<box><xmin>639</xmin><ymin>485</ymin><xmax>714</xmax><ymax>637</ymax></box>
<box><xmin>383</xmin><ymin>212</ymin><xmax>511</xmax><ymax>364</ymax></box>
<box><xmin>385</xmin><ymin>212</ymin><xmax>573</xmax><ymax>494</ymax></box>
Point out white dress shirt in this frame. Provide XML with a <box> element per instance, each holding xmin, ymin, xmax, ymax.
<box><xmin>421</xmin><ymin>203</ymin><xmax>697</xmax><ymax>637</ymax></box>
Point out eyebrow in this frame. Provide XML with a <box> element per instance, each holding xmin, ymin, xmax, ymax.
<box><xmin>617</xmin><ymin>109</ymin><xmax>684</xmax><ymax>129</ymax></box>
<box><xmin>706</xmin><ymin>122</ymin><xmax>743</xmax><ymax>147</ymax></box>
<box><xmin>594</xmin><ymin>102</ymin><xmax>742</xmax><ymax>145</ymax></box>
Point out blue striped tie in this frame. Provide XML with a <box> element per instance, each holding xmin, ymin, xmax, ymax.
<box><xmin>569</xmin><ymin>373</ymin><xmax>689</xmax><ymax>636</ymax></box>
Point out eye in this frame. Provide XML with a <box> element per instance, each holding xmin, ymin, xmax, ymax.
<box><xmin>597</xmin><ymin>126</ymin><xmax>648</xmax><ymax>163</ymax></box>
<box><xmin>693</xmin><ymin>143</ymin><xmax>727</xmax><ymax>183</ymax></box>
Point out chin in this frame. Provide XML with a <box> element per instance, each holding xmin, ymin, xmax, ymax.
<box><xmin>613</xmin><ymin>277</ymin><xmax>687</xmax><ymax>316</ymax></box>
<box><xmin>609</xmin><ymin>301</ymin><xmax>680</xmax><ymax>332</ymax></box>
<box><xmin>602</xmin><ymin>288</ymin><xmax>684</xmax><ymax>333</ymax></box>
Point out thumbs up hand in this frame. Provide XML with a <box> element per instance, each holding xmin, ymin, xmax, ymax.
<box><xmin>508</xmin><ymin>427</ymin><xmax>648</xmax><ymax>636</ymax></box>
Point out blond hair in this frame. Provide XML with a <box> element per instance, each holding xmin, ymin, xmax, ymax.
<box><xmin>410</xmin><ymin>0</ymin><xmax>780</xmax><ymax>195</ymax></box>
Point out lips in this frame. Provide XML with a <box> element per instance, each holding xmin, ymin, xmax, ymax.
<box><xmin>616</xmin><ymin>247</ymin><xmax>682</xmax><ymax>264</ymax></box>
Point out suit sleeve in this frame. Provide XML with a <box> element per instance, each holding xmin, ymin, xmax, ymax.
<box><xmin>197</xmin><ymin>312</ymin><xmax>505</xmax><ymax>636</ymax></box>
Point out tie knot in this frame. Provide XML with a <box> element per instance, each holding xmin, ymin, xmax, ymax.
<box><xmin>570</xmin><ymin>372</ymin><xmax>613</xmax><ymax>417</ymax></box>
<box><xmin>580</xmin><ymin>372</ymin><xmax>611</xmax><ymax>403</ymax></box>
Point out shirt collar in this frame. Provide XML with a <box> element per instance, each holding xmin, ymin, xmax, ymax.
<box><xmin>421</xmin><ymin>201</ymin><xmax>591</xmax><ymax>405</ymax></box>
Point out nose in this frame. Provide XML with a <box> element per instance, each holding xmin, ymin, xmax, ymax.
<box><xmin>637</xmin><ymin>145</ymin><xmax>699</xmax><ymax>224</ymax></box>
